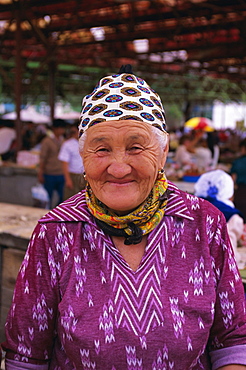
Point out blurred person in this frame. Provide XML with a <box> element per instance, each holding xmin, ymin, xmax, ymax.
<box><xmin>58</xmin><ymin>123</ymin><xmax>86</xmax><ymax>200</ymax></box>
<box><xmin>225</xmin><ymin>130</ymin><xmax>241</xmax><ymax>154</ymax></box>
<box><xmin>174</xmin><ymin>133</ymin><xmax>196</xmax><ymax>167</ymax></box>
<box><xmin>207</xmin><ymin>130</ymin><xmax>220</xmax><ymax>169</ymax></box>
<box><xmin>2</xmin><ymin>66</ymin><xmax>246</xmax><ymax>369</ymax></box>
<box><xmin>193</xmin><ymin>137</ymin><xmax>212</xmax><ymax>171</ymax></box>
<box><xmin>168</xmin><ymin>129</ymin><xmax>179</xmax><ymax>152</ymax></box>
<box><xmin>31</xmin><ymin>124</ymin><xmax>48</xmax><ymax>151</ymax></box>
<box><xmin>194</xmin><ymin>169</ymin><xmax>245</xmax><ymax>268</ymax></box>
<box><xmin>231</xmin><ymin>138</ymin><xmax>246</xmax><ymax>221</ymax></box>
<box><xmin>0</xmin><ymin>119</ymin><xmax>17</xmax><ymax>161</ymax></box>
<box><xmin>37</xmin><ymin>119</ymin><xmax>67</xmax><ymax>208</ymax></box>
<box><xmin>174</xmin><ymin>130</ymin><xmax>210</xmax><ymax>171</ymax></box>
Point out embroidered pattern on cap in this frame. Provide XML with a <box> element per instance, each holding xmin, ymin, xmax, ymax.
<box><xmin>79</xmin><ymin>72</ymin><xmax>167</xmax><ymax>136</ymax></box>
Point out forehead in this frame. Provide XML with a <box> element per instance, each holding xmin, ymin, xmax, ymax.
<box><xmin>85</xmin><ymin>120</ymin><xmax>154</xmax><ymax>142</ymax></box>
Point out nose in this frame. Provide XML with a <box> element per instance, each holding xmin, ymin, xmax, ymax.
<box><xmin>107</xmin><ymin>154</ymin><xmax>131</xmax><ymax>178</ymax></box>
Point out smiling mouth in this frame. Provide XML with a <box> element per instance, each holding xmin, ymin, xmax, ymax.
<box><xmin>107</xmin><ymin>180</ymin><xmax>134</xmax><ymax>185</ymax></box>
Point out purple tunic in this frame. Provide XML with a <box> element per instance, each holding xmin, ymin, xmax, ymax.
<box><xmin>2</xmin><ymin>182</ymin><xmax>246</xmax><ymax>369</ymax></box>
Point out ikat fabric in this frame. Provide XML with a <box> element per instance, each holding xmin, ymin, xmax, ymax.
<box><xmin>3</xmin><ymin>182</ymin><xmax>246</xmax><ymax>369</ymax></box>
<box><xmin>78</xmin><ymin>73</ymin><xmax>166</xmax><ymax>137</ymax></box>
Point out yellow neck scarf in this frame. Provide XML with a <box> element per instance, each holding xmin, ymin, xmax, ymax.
<box><xmin>85</xmin><ymin>173</ymin><xmax>168</xmax><ymax>239</ymax></box>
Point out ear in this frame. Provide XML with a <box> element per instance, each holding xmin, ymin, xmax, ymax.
<box><xmin>160</xmin><ymin>134</ymin><xmax>169</xmax><ymax>168</ymax></box>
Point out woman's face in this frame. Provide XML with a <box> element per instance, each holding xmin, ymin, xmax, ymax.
<box><xmin>82</xmin><ymin>120</ymin><xmax>168</xmax><ymax>214</ymax></box>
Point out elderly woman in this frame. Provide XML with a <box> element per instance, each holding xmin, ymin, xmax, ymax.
<box><xmin>2</xmin><ymin>66</ymin><xmax>246</xmax><ymax>369</ymax></box>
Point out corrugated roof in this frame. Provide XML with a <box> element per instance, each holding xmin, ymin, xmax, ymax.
<box><xmin>0</xmin><ymin>0</ymin><xmax>245</xmax><ymax>103</ymax></box>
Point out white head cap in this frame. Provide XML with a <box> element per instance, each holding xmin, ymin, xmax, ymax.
<box><xmin>194</xmin><ymin>169</ymin><xmax>234</xmax><ymax>207</ymax></box>
<box><xmin>78</xmin><ymin>67</ymin><xmax>166</xmax><ymax>138</ymax></box>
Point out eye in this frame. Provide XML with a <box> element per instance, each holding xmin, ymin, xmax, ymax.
<box><xmin>128</xmin><ymin>146</ymin><xmax>144</xmax><ymax>154</ymax></box>
<box><xmin>95</xmin><ymin>147</ymin><xmax>109</xmax><ymax>155</ymax></box>
<box><xmin>97</xmin><ymin>147</ymin><xmax>108</xmax><ymax>152</ymax></box>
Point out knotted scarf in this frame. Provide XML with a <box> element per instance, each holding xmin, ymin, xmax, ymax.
<box><xmin>85</xmin><ymin>173</ymin><xmax>169</xmax><ymax>245</ymax></box>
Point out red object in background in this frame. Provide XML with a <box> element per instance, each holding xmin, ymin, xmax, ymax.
<box><xmin>184</xmin><ymin>117</ymin><xmax>214</xmax><ymax>132</ymax></box>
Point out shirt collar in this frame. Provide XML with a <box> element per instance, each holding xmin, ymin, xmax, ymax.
<box><xmin>39</xmin><ymin>181</ymin><xmax>194</xmax><ymax>223</ymax></box>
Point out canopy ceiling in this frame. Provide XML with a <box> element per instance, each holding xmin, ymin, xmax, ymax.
<box><xmin>0</xmin><ymin>0</ymin><xmax>246</xmax><ymax>106</ymax></box>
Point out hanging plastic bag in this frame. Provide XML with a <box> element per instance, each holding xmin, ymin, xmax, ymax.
<box><xmin>31</xmin><ymin>183</ymin><xmax>49</xmax><ymax>209</ymax></box>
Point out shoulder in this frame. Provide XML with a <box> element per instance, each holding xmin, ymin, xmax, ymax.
<box><xmin>59</xmin><ymin>139</ymin><xmax>70</xmax><ymax>152</ymax></box>
<box><xmin>38</xmin><ymin>190</ymin><xmax>92</xmax><ymax>223</ymax></box>
<box><xmin>232</xmin><ymin>155</ymin><xmax>246</xmax><ymax>165</ymax></box>
<box><xmin>61</xmin><ymin>138</ymin><xmax>78</xmax><ymax>150</ymax></box>
<box><xmin>62</xmin><ymin>137</ymin><xmax>73</xmax><ymax>146</ymax></box>
<box><xmin>41</xmin><ymin>136</ymin><xmax>52</xmax><ymax>146</ymax></box>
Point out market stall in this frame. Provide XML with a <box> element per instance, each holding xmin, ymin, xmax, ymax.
<box><xmin>0</xmin><ymin>203</ymin><xmax>47</xmax><ymax>342</ymax></box>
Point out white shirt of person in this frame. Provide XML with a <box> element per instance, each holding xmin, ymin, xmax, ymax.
<box><xmin>194</xmin><ymin>146</ymin><xmax>212</xmax><ymax>170</ymax></box>
<box><xmin>0</xmin><ymin>127</ymin><xmax>16</xmax><ymax>155</ymax></box>
<box><xmin>174</xmin><ymin>145</ymin><xmax>195</xmax><ymax>166</ymax></box>
<box><xmin>58</xmin><ymin>137</ymin><xmax>84</xmax><ymax>174</ymax></box>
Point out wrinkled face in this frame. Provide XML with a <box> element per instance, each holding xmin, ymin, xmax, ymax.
<box><xmin>82</xmin><ymin>120</ymin><xmax>168</xmax><ymax>214</ymax></box>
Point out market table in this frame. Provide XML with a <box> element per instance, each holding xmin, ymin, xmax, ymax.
<box><xmin>172</xmin><ymin>180</ymin><xmax>195</xmax><ymax>194</ymax></box>
<box><xmin>0</xmin><ymin>164</ymin><xmax>37</xmax><ymax>207</ymax></box>
<box><xmin>240</xmin><ymin>269</ymin><xmax>246</xmax><ymax>286</ymax></box>
<box><xmin>0</xmin><ymin>203</ymin><xmax>47</xmax><ymax>342</ymax></box>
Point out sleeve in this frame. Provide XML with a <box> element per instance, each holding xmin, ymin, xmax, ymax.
<box><xmin>208</xmin><ymin>212</ymin><xmax>246</xmax><ymax>366</ymax></box>
<box><xmin>58</xmin><ymin>142</ymin><xmax>70</xmax><ymax>163</ymax></box>
<box><xmin>2</xmin><ymin>222</ymin><xmax>61</xmax><ymax>366</ymax></box>
<box><xmin>210</xmin><ymin>345</ymin><xmax>246</xmax><ymax>370</ymax></box>
<box><xmin>5</xmin><ymin>358</ymin><xmax>49</xmax><ymax>370</ymax></box>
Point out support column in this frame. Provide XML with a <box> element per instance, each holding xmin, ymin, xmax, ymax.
<box><xmin>49</xmin><ymin>60</ymin><xmax>56</xmax><ymax>123</ymax></box>
<box><xmin>14</xmin><ymin>3</ymin><xmax>22</xmax><ymax>153</ymax></box>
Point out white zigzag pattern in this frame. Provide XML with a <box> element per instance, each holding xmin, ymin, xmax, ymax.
<box><xmin>116</xmin><ymin>286</ymin><xmax>163</xmax><ymax>321</ymax></box>
<box><xmin>112</xmin><ymin>263</ymin><xmax>161</xmax><ymax>295</ymax></box>
<box><xmin>111</xmin><ymin>261</ymin><xmax>163</xmax><ymax>336</ymax></box>
<box><xmin>166</xmin><ymin>193</ymin><xmax>194</xmax><ymax>220</ymax></box>
<box><xmin>117</xmin><ymin>304</ymin><xmax>163</xmax><ymax>337</ymax></box>
<box><xmin>47</xmin><ymin>195</ymin><xmax>90</xmax><ymax>222</ymax></box>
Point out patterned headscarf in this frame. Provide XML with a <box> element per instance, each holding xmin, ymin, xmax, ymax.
<box><xmin>78</xmin><ymin>67</ymin><xmax>166</xmax><ymax>137</ymax></box>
